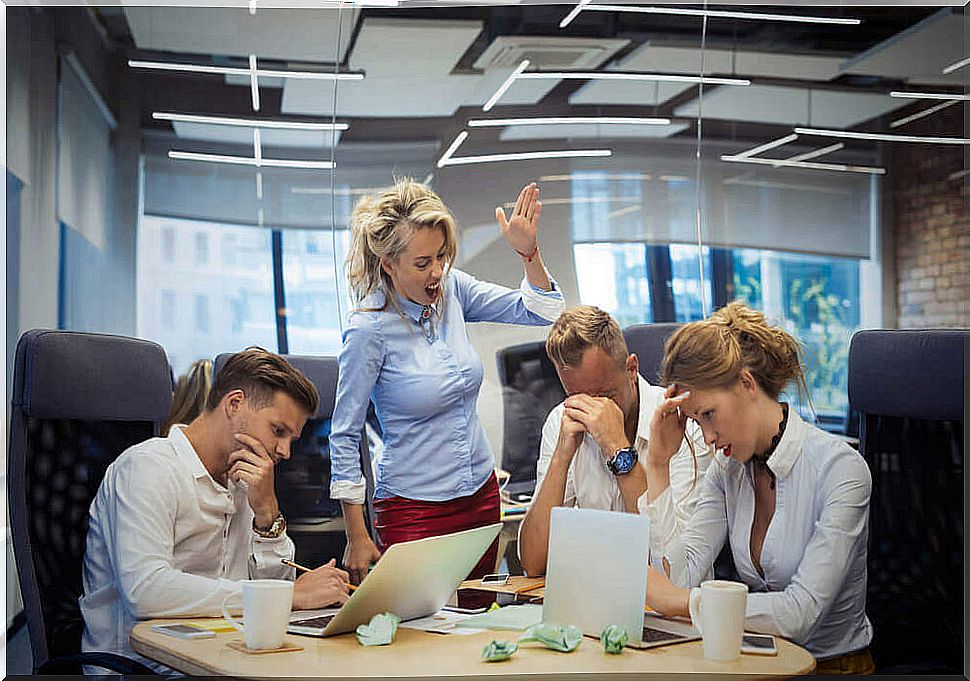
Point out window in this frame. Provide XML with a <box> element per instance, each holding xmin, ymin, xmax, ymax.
<box><xmin>137</xmin><ymin>215</ymin><xmax>276</xmax><ymax>376</ymax></box>
<box><xmin>162</xmin><ymin>227</ymin><xmax>176</xmax><ymax>264</ymax></box>
<box><xmin>573</xmin><ymin>243</ymin><xmax>652</xmax><ymax>326</ymax></box>
<box><xmin>195</xmin><ymin>232</ymin><xmax>209</xmax><ymax>266</ymax></box>
<box><xmin>669</xmin><ymin>244</ymin><xmax>713</xmax><ymax>323</ymax></box>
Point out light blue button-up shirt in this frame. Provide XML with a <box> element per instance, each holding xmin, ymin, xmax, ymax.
<box><xmin>329</xmin><ymin>267</ymin><xmax>565</xmax><ymax>504</ymax></box>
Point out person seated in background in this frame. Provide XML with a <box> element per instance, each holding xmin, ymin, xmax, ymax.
<box><xmin>517</xmin><ymin>306</ymin><xmax>710</xmax><ymax>577</ymax></box>
<box><xmin>643</xmin><ymin>303</ymin><xmax>874</xmax><ymax>674</ymax></box>
<box><xmin>80</xmin><ymin>348</ymin><xmax>350</xmax><ymax>672</ymax></box>
<box><xmin>162</xmin><ymin>358</ymin><xmax>213</xmax><ymax>436</ymax></box>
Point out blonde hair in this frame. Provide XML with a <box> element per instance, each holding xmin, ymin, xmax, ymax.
<box><xmin>163</xmin><ymin>359</ymin><xmax>213</xmax><ymax>436</ymax></box>
<box><xmin>660</xmin><ymin>302</ymin><xmax>809</xmax><ymax>402</ymax></box>
<box><xmin>346</xmin><ymin>178</ymin><xmax>458</xmax><ymax>315</ymax></box>
<box><xmin>545</xmin><ymin>305</ymin><xmax>629</xmax><ymax>370</ymax></box>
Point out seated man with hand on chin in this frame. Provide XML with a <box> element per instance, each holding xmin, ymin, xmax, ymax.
<box><xmin>517</xmin><ymin>306</ymin><xmax>711</xmax><ymax>577</ymax></box>
<box><xmin>81</xmin><ymin>348</ymin><xmax>349</xmax><ymax>673</ymax></box>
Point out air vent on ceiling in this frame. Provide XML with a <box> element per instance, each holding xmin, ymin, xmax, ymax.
<box><xmin>472</xmin><ymin>36</ymin><xmax>629</xmax><ymax>71</ymax></box>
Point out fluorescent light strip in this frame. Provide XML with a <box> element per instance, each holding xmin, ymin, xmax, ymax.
<box><xmin>539</xmin><ymin>172</ymin><xmax>651</xmax><ymax>182</ymax></box>
<box><xmin>483</xmin><ymin>59</ymin><xmax>530</xmax><ymax>112</ymax></box>
<box><xmin>794</xmin><ymin>127</ymin><xmax>970</xmax><ymax>145</ymax></box>
<box><xmin>890</xmin><ymin>91</ymin><xmax>970</xmax><ymax>101</ymax></box>
<box><xmin>942</xmin><ymin>57</ymin><xmax>970</xmax><ymax>75</ymax></box>
<box><xmin>249</xmin><ymin>55</ymin><xmax>260</xmax><ymax>111</ymax></box>
<box><xmin>437</xmin><ymin>130</ymin><xmax>470</xmax><ymax>167</ymax></box>
<box><xmin>249</xmin><ymin>0</ymin><xmax>256</xmax><ymax>15</ymax></box>
<box><xmin>517</xmin><ymin>71</ymin><xmax>750</xmax><ymax>86</ymax></box>
<box><xmin>153</xmin><ymin>112</ymin><xmax>349</xmax><ymax>131</ymax></box>
<box><xmin>890</xmin><ymin>100</ymin><xmax>960</xmax><ymax>129</ymax></box>
<box><xmin>256</xmin><ymin>171</ymin><xmax>263</xmax><ymax>200</ymax></box>
<box><xmin>607</xmin><ymin>204</ymin><xmax>642</xmax><ymax>220</ymax></box>
<box><xmin>559</xmin><ymin>0</ymin><xmax>594</xmax><ymax>28</ymax></box>
<box><xmin>785</xmin><ymin>143</ymin><xmax>844</xmax><ymax>163</ymax></box>
<box><xmin>732</xmin><ymin>133</ymin><xmax>798</xmax><ymax>159</ymax></box>
<box><xmin>169</xmin><ymin>151</ymin><xmax>335</xmax><ymax>169</ymax></box>
<box><xmin>581</xmin><ymin>5</ymin><xmax>860</xmax><ymax>25</ymax></box>
<box><xmin>253</xmin><ymin>129</ymin><xmax>262</xmax><ymax>167</ymax></box>
<box><xmin>468</xmin><ymin>116</ymin><xmax>671</xmax><ymax>127</ymax></box>
<box><xmin>721</xmin><ymin>155</ymin><xmax>885</xmax><ymax>175</ymax></box>
<box><xmin>129</xmin><ymin>59</ymin><xmax>364</xmax><ymax>81</ymax></box>
<box><xmin>439</xmin><ymin>149</ymin><xmax>612</xmax><ymax>168</ymax></box>
<box><xmin>258</xmin><ymin>208</ymin><xmax>265</xmax><ymax>228</ymax></box>
<box><xmin>948</xmin><ymin>169</ymin><xmax>970</xmax><ymax>181</ymax></box>
<box><xmin>502</xmin><ymin>195</ymin><xmax>640</xmax><ymax>208</ymax></box>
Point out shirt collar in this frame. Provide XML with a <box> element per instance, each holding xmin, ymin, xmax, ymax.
<box><xmin>765</xmin><ymin>406</ymin><xmax>807</xmax><ymax>481</ymax></box>
<box><xmin>169</xmin><ymin>424</ymin><xmax>219</xmax><ymax>483</ymax></box>
<box><xmin>387</xmin><ymin>288</ymin><xmax>438</xmax><ymax>324</ymax></box>
<box><xmin>634</xmin><ymin>374</ymin><xmax>653</xmax><ymax>446</ymax></box>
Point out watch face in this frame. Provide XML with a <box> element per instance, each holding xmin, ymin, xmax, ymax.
<box><xmin>611</xmin><ymin>449</ymin><xmax>637</xmax><ymax>474</ymax></box>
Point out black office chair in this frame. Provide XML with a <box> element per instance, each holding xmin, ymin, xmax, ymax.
<box><xmin>848</xmin><ymin>328</ymin><xmax>966</xmax><ymax>674</ymax></box>
<box><xmin>213</xmin><ymin>353</ymin><xmax>376</xmax><ymax>542</ymax></box>
<box><xmin>495</xmin><ymin>341</ymin><xmax>566</xmax><ymax>495</ymax></box>
<box><xmin>622</xmin><ymin>322</ymin><xmax>683</xmax><ymax>385</ymax></box>
<box><xmin>8</xmin><ymin>329</ymin><xmax>171</xmax><ymax>675</ymax></box>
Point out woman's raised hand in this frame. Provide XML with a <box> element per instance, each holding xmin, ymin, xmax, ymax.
<box><xmin>495</xmin><ymin>182</ymin><xmax>542</xmax><ymax>258</ymax></box>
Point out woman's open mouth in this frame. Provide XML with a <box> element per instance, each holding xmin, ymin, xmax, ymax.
<box><xmin>425</xmin><ymin>281</ymin><xmax>440</xmax><ymax>300</ymax></box>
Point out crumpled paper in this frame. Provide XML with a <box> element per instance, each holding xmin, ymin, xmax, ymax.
<box><xmin>481</xmin><ymin>640</ymin><xmax>518</xmax><ymax>661</ymax></box>
<box><xmin>601</xmin><ymin>624</ymin><xmax>629</xmax><ymax>654</ymax></box>
<box><xmin>355</xmin><ymin>612</ymin><xmax>401</xmax><ymax>646</ymax></box>
<box><xmin>517</xmin><ymin>623</ymin><xmax>583</xmax><ymax>652</ymax></box>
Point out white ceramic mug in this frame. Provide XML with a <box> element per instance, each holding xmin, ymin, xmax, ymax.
<box><xmin>221</xmin><ymin>579</ymin><xmax>294</xmax><ymax>650</ymax></box>
<box><xmin>688</xmin><ymin>579</ymin><xmax>748</xmax><ymax>661</ymax></box>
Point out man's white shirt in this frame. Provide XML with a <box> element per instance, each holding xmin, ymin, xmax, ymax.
<box><xmin>533</xmin><ymin>374</ymin><xmax>711</xmax><ymax>517</ymax></box>
<box><xmin>80</xmin><ymin>424</ymin><xmax>295</xmax><ymax>671</ymax></box>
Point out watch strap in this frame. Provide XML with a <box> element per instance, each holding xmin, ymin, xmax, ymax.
<box><xmin>253</xmin><ymin>513</ymin><xmax>286</xmax><ymax>538</ymax></box>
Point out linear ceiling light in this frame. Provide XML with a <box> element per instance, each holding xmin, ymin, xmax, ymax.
<box><xmin>437</xmin><ymin>131</ymin><xmax>470</xmax><ymax>167</ymax></box>
<box><xmin>517</xmin><ymin>71</ymin><xmax>750</xmax><ymax>86</ymax></box>
<box><xmin>794</xmin><ymin>127</ymin><xmax>970</xmax><ymax>145</ymax></box>
<box><xmin>153</xmin><ymin>112</ymin><xmax>349</xmax><ymax>130</ymax></box>
<box><xmin>731</xmin><ymin>133</ymin><xmax>798</xmax><ymax>159</ymax></box>
<box><xmin>890</xmin><ymin>100</ymin><xmax>961</xmax><ymax>129</ymax></box>
<box><xmin>249</xmin><ymin>54</ymin><xmax>260</xmax><ymax>111</ymax></box>
<box><xmin>439</xmin><ymin>149</ymin><xmax>613</xmax><ymax>168</ymax></box>
<box><xmin>129</xmin><ymin>59</ymin><xmax>364</xmax><ymax>81</ymax></box>
<box><xmin>249</xmin><ymin>0</ymin><xmax>256</xmax><ymax>15</ymax></box>
<box><xmin>468</xmin><ymin>116</ymin><xmax>672</xmax><ymax>127</ymax></box>
<box><xmin>253</xmin><ymin>129</ymin><xmax>262</xmax><ymax>166</ymax></box>
<box><xmin>579</xmin><ymin>5</ymin><xmax>860</xmax><ymax>25</ymax></box>
<box><xmin>256</xmin><ymin>171</ymin><xmax>263</xmax><ymax>200</ymax></box>
<box><xmin>890</xmin><ymin>91</ymin><xmax>970</xmax><ymax>101</ymax></box>
<box><xmin>942</xmin><ymin>57</ymin><xmax>970</xmax><ymax>75</ymax></box>
<box><xmin>483</xmin><ymin>59</ymin><xmax>530</xmax><ymax>112</ymax></box>
<box><xmin>948</xmin><ymin>169</ymin><xmax>970</xmax><ymax>181</ymax></box>
<box><xmin>559</xmin><ymin>0</ymin><xmax>594</xmax><ymax>28</ymax></box>
<box><xmin>720</xmin><ymin>154</ymin><xmax>885</xmax><ymax>175</ymax></box>
<box><xmin>785</xmin><ymin>143</ymin><xmax>845</xmax><ymax>163</ymax></box>
<box><xmin>169</xmin><ymin>150</ymin><xmax>335</xmax><ymax>169</ymax></box>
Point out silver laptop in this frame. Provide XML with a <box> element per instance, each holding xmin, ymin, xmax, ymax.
<box><xmin>288</xmin><ymin>522</ymin><xmax>502</xmax><ymax>637</ymax></box>
<box><xmin>542</xmin><ymin>507</ymin><xmax>700</xmax><ymax>649</ymax></box>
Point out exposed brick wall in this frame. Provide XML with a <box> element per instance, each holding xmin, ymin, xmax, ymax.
<box><xmin>892</xmin><ymin>104</ymin><xmax>969</xmax><ymax>328</ymax></box>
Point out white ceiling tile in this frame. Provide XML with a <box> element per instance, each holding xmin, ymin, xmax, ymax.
<box><xmin>570</xmin><ymin>80</ymin><xmax>694</xmax><ymax>107</ymax></box>
<box><xmin>123</xmin><ymin>7</ymin><xmax>357</xmax><ymax>63</ymax></box>
<box><xmin>498</xmin><ymin>122</ymin><xmax>688</xmax><ymax>141</ymax></box>
<box><xmin>172</xmin><ymin>121</ymin><xmax>342</xmax><ymax>148</ymax></box>
<box><xmin>674</xmin><ymin>85</ymin><xmax>910</xmax><ymax>128</ymax></box>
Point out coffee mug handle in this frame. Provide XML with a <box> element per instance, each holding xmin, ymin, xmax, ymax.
<box><xmin>221</xmin><ymin>592</ymin><xmax>245</xmax><ymax>632</ymax></box>
<box><xmin>688</xmin><ymin>587</ymin><xmax>704</xmax><ymax>637</ymax></box>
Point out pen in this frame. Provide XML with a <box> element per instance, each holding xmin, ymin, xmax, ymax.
<box><xmin>281</xmin><ymin>559</ymin><xmax>358</xmax><ymax>591</ymax></box>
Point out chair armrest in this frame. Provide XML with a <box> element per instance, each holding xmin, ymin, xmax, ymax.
<box><xmin>37</xmin><ymin>651</ymin><xmax>160</xmax><ymax>675</ymax></box>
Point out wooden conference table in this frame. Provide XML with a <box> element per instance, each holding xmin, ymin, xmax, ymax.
<box><xmin>131</xmin><ymin>616</ymin><xmax>816</xmax><ymax>679</ymax></box>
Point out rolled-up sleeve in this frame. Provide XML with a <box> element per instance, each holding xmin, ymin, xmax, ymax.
<box><xmin>743</xmin><ymin>456</ymin><xmax>872</xmax><ymax>641</ymax></box>
<box><xmin>251</xmin><ymin>533</ymin><xmax>296</xmax><ymax>578</ymax></box>
<box><xmin>329</xmin><ymin>311</ymin><xmax>384</xmax><ymax>505</ymax></box>
<box><xmin>451</xmin><ymin>268</ymin><xmax>564</xmax><ymax>325</ymax></box>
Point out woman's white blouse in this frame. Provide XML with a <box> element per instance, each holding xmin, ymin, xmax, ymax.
<box><xmin>643</xmin><ymin>409</ymin><xmax>873</xmax><ymax>660</ymax></box>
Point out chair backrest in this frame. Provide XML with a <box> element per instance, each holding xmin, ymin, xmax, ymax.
<box><xmin>8</xmin><ymin>330</ymin><xmax>172</xmax><ymax>670</ymax></box>
<box><xmin>848</xmin><ymin>328</ymin><xmax>966</xmax><ymax>673</ymax></box>
<box><xmin>213</xmin><ymin>353</ymin><xmax>375</xmax><ymax>531</ymax></box>
<box><xmin>495</xmin><ymin>341</ymin><xmax>566</xmax><ymax>491</ymax></box>
<box><xmin>621</xmin><ymin>323</ymin><xmax>683</xmax><ymax>385</ymax></box>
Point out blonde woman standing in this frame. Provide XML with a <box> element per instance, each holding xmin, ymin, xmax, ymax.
<box><xmin>329</xmin><ymin>180</ymin><xmax>565</xmax><ymax>584</ymax></box>
<box><xmin>643</xmin><ymin>303</ymin><xmax>874</xmax><ymax>674</ymax></box>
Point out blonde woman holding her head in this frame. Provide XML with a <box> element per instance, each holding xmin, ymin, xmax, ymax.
<box><xmin>642</xmin><ymin>303</ymin><xmax>874</xmax><ymax>674</ymax></box>
<box><xmin>329</xmin><ymin>180</ymin><xmax>565</xmax><ymax>584</ymax></box>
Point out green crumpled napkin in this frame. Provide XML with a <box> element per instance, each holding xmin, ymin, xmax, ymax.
<box><xmin>355</xmin><ymin>612</ymin><xmax>401</xmax><ymax>646</ymax></box>
<box><xmin>601</xmin><ymin>624</ymin><xmax>629</xmax><ymax>654</ymax></box>
<box><xmin>481</xmin><ymin>640</ymin><xmax>518</xmax><ymax>662</ymax></box>
<box><xmin>517</xmin><ymin>623</ymin><xmax>583</xmax><ymax>652</ymax></box>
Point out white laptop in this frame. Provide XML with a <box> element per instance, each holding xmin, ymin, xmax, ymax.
<box><xmin>542</xmin><ymin>507</ymin><xmax>700</xmax><ymax>649</ymax></box>
<box><xmin>287</xmin><ymin>522</ymin><xmax>502</xmax><ymax>637</ymax></box>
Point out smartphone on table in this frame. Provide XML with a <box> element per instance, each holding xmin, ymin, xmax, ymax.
<box><xmin>741</xmin><ymin>633</ymin><xmax>777</xmax><ymax>655</ymax></box>
<box><xmin>151</xmin><ymin>623</ymin><xmax>216</xmax><ymax>639</ymax></box>
<box><xmin>480</xmin><ymin>572</ymin><xmax>510</xmax><ymax>585</ymax></box>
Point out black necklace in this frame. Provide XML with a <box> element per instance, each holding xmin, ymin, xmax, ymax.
<box><xmin>751</xmin><ymin>402</ymin><xmax>789</xmax><ymax>491</ymax></box>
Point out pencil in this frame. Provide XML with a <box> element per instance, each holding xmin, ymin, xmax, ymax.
<box><xmin>281</xmin><ymin>559</ymin><xmax>358</xmax><ymax>591</ymax></box>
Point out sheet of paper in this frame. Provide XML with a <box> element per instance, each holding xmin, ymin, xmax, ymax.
<box><xmin>398</xmin><ymin>610</ymin><xmax>484</xmax><ymax>635</ymax></box>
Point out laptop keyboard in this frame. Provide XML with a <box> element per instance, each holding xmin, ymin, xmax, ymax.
<box><xmin>642</xmin><ymin>626</ymin><xmax>687</xmax><ymax>643</ymax></box>
<box><xmin>290</xmin><ymin>614</ymin><xmax>336</xmax><ymax>629</ymax></box>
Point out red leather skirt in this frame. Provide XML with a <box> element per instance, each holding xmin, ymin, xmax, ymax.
<box><xmin>373</xmin><ymin>474</ymin><xmax>500</xmax><ymax>580</ymax></box>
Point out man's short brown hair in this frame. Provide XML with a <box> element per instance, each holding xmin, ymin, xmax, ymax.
<box><xmin>206</xmin><ymin>347</ymin><xmax>319</xmax><ymax>416</ymax></box>
<box><xmin>545</xmin><ymin>305</ymin><xmax>629</xmax><ymax>370</ymax></box>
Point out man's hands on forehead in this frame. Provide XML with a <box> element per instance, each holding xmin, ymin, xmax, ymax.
<box><xmin>563</xmin><ymin>394</ymin><xmax>630</xmax><ymax>459</ymax></box>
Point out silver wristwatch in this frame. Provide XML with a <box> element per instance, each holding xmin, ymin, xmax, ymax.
<box><xmin>253</xmin><ymin>513</ymin><xmax>286</xmax><ymax>539</ymax></box>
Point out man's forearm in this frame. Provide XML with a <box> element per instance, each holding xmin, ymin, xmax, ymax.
<box><xmin>518</xmin><ymin>455</ymin><xmax>572</xmax><ymax>576</ymax></box>
<box><xmin>616</xmin><ymin>465</ymin><xmax>648</xmax><ymax>513</ymax></box>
